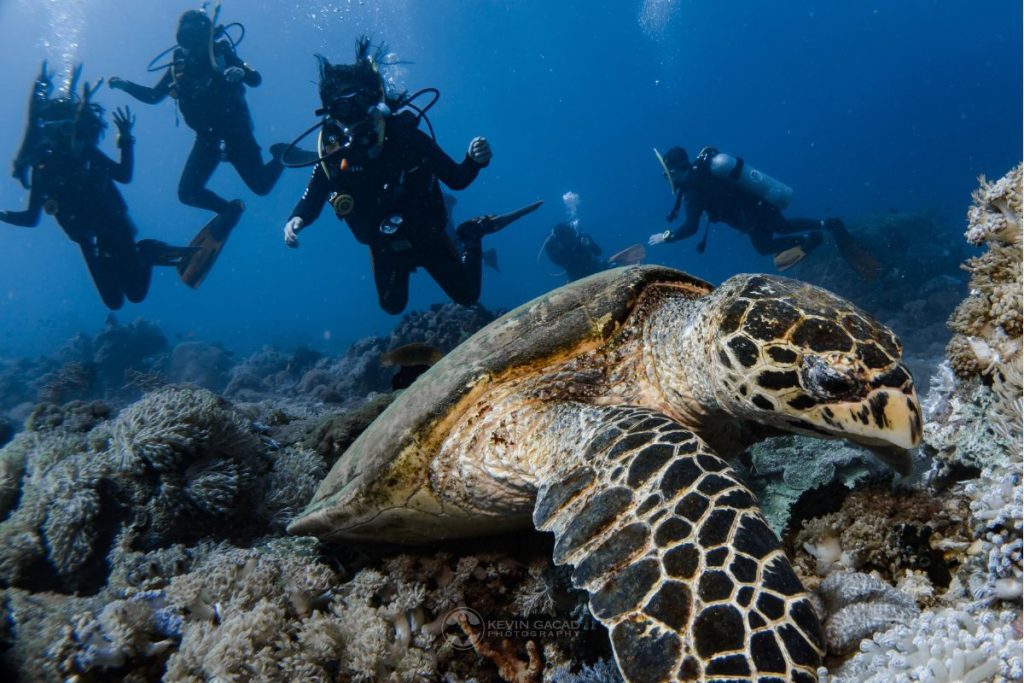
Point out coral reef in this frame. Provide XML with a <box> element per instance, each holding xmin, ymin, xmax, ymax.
<box><xmin>821</xmin><ymin>607</ymin><xmax>1022</xmax><ymax>683</ymax></box>
<box><xmin>946</xmin><ymin>164</ymin><xmax>1023</xmax><ymax>448</ymax></box>
<box><xmin>812</xmin><ymin>571</ymin><xmax>919</xmax><ymax>656</ymax></box>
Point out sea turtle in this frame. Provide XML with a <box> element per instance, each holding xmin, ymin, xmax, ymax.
<box><xmin>289</xmin><ymin>265</ymin><xmax>921</xmax><ymax>682</ymax></box>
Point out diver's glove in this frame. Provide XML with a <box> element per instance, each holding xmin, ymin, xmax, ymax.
<box><xmin>108</xmin><ymin>76</ymin><xmax>126</xmax><ymax>91</ymax></box>
<box><xmin>112</xmin><ymin>106</ymin><xmax>136</xmax><ymax>147</ymax></box>
<box><xmin>467</xmin><ymin>137</ymin><xmax>492</xmax><ymax>166</ymax></box>
<box><xmin>648</xmin><ymin>230</ymin><xmax>671</xmax><ymax>246</ymax></box>
<box><xmin>223</xmin><ymin>67</ymin><xmax>246</xmax><ymax>83</ymax></box>
<box><xmin>284</xmin><ymin>216</ymin><xmax>304</xmax><ymax>248</ymax></box>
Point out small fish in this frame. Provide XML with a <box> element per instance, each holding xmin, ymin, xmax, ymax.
<box><xmin>380</xmin><ymin>342</ymin><xmax>444</xmax><ymax>368</ymax></box>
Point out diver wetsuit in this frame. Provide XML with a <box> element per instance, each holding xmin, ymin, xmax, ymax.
<box><xmin>664</xmin><ymin>152</ymin><xmax>825</xmax><ymax>255</ymax></box>
<box><xmin>289</xmin><ymin>112</ymin><xmax>486</xmax><ymax>314</ymax></box>
<box><xmin>1</xmin><ymin>121</ymin><xmax>185</xmax><ymax>309</ymax></box>
<box><xmin>545</xmin><ymin>223</ymin><xmax>607</xmax><ymax>282</ymax></box>
<box><xmin>111</xmin><ymin>39</ymin><xmax>282</xmax><ymax>214</ymax></box>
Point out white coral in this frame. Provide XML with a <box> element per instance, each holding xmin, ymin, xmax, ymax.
<box><xmin>822</xmin><ymin>607</ymin><xmax>1023</xmax><ymax>683</ymax></box>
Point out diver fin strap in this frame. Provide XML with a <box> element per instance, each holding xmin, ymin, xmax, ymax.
<box><xmin>828</xmin><ymin>224</ymin><xmax>881</xmax><ymax>281</ymax></box>
<box><xmin>607</xmin><ymin>244</ymin><xmax>646</xmax><ymax>267</ymax></box>
<box><xmin>177</xmin><ymin>210</ymin><xmax>240</xmax><ymax>289</ymax></box>
<box><xmin>773</xmin><ymin>246</ymin><xmax>807</xmax><ymax>272</ymax></box>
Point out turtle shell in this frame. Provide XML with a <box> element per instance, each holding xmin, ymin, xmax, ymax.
<box><xmin>288</xmin><ymin>265</ymin><xmax>712</xmax><ymax>542</ymax></box>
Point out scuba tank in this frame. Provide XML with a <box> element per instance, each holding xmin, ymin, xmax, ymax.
<box><xmin>705</xmin><ymin>150</ymin><xmax>793</xmax><ymax>209</ymax></box>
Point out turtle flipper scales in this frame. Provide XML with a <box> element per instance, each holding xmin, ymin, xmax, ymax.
<box><xmin>532</xmin><ymin>404</ymin><xmax>823</xmax><ymax>682</ymax></box>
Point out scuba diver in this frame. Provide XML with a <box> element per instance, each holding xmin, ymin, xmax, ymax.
<box><xmin>282</xmin><ymin>38</ymin><xmax>540</xmax><ymax>315</ymax></box>
<box><xmin>542</xmin><ymin>222</ymin><xmax>645</xmax><ymax>283</ymax></box>
<box><xmin>650</xmin><ymin>146</ymin><xmax>879</xmax><ymax>278</ymax></box>
<box><xmin>1</xmin><ymin>64</ymin><xmax>194</xmax><ymax>310</ymax></box>
<box><xmin>108</xmin><ymin>5</ymin><xmax>288</xmax><ymax>287</ymax></box>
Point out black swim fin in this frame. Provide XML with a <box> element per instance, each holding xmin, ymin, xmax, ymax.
<box><xmin>826</xmin><ymin>219</ymin><xmax>881</xmax><ymax>281</ymax></box>
<box><xmin>456</xmin><ymin>200</ymin><xmax>544</xmax><ymax>242</ymax></box>
<box><xmin>177</xmin><ymin>200</ymin><xmax>245</xmax><ymax>289</ymax></box>
<box><xmin>137</xmin><ymin>239</ymin><xmax>197</xmax><ymax>267</ymax></box>
<box><xmin>483</xmin><ymin>248</ymin><xmax>501</xmax><ymax>273</ymax></box>
<box><xmin>271</xmin><ymin>142</ymin><xmax>319</xmax><ymax>167</ymax></box>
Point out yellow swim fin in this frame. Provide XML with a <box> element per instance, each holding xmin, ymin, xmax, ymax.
<box><xmin>773</xmin><ymin>246</ymin><xmax>806</xmax><ymax>272</ymax></box>
<box><xmin>178</xmin><ymin>200</ymin><xmax>244</xmax><ymax>289</ymax></box>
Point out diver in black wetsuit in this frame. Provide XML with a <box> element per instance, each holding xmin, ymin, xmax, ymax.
<box><xmin>283</xmin><ymin>38</ymin><xmax>511</xmax><ymax>315</ymax></box>
<box><xmin>544</xmin><ymin>222</ymin><xmax>606</xmax><ymax>282</ymax></box>
<box><xmin>649</xmin><ymin>146</ymin><xmax>837</xmax><ymax>268</ymax></box>
<box><xmin>108</xmin><ymin>9</ymin><xmax>284</xmax><ymax>228</ymax></box>
<box><xmin>1</xmin><ymin>64</ymin><xmax>193</xmax><ymax>310</ymax></box>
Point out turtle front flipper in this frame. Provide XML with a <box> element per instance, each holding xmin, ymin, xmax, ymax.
<box><xmin>532</xmin><ymin>404</ymin><xmax>823</xmax><ymax>682</ymax></box>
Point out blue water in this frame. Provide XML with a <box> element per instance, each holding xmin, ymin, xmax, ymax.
<box><xmin>0</xmin><ymin>1</ymin><xmax>1020</xmax><ymax>356</ymax></box>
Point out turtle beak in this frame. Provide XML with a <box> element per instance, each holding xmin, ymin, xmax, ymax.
<box><xmin>811</xmin><ymin>387</ymin><xmax>922</xmax><ymax>476</ymax></box>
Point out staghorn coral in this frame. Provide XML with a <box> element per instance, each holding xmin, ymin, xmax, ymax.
<box><xmin>947</xmin><ymin>163</ymin><xmax>1023</xmax><ymax>448</ymax></box>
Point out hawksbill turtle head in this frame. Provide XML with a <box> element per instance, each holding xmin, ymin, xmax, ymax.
<box><xmin>703</xmin><ymin>274</ymin><xmax>921</xmax><ymax>471</ymax></box>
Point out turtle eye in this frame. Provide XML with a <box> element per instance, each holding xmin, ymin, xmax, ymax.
<box><xmin>802</xmin><ymin>355</ymin><xmax>861</xmax><ymax>400</ymax></box>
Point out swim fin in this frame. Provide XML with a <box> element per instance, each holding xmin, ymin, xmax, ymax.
<box><xmin>483</xmin><ymin>248</ymin><xmax>501</xmax><ymax>273</ymax></box>
<box><xmin>608</xmin><ymin>243</ymin><xmax>646</xmax><ymax>267</ymax></box>
<box><xmin>271</xmin><ymin>142</ymin><xmax>319</xmax><ymax>167</ymax></box>
<box><xmin>177</xmin><ymin>200</ymin><xmax>245</xmax><ymax>289</ymax></box>
<box><xmin>137</xmin><ymin>239</ymin><xmax>197</xmax><ymax>267</ymax></box>
<box><xmin>653</xmin><ymin>148</ymin><xmax>676</xmax><ymax>195</ymax></box>
<box><xmin>826</xmin><ymin>219</ymin><xmax>881</xmax><ymax>281</ymax></box>
<box><xmin>773</xmin><ymin>246</ymin><xmax>806</xmax><ymax>271</ymax></box>
<box><xmin>457</xmin><ymin>200</ymin><xmax>544</xmax><ymax>242</ymax></box>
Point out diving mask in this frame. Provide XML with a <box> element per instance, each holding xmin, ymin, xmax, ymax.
<box><xmin>325</xmin><ymin>86</ymin><xmax>382</xmax><ymax>125</ymax></box>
